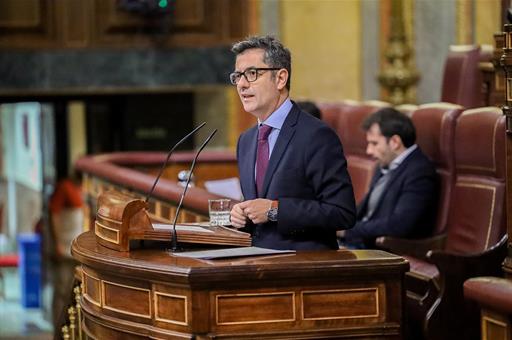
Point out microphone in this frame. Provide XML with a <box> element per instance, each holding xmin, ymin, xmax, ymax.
<box><xmin>145</xmin><ymin>122</ymin><xmax>206</xmax><ymax>203</ymax></box>
<box><xmin>170</xmin><ymin>129</ymin><xmax>218</xmax><ymax>251</ymax></box>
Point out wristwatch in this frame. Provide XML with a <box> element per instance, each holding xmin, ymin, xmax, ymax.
<box><xmin>267</xmin><ymin>208</ymin><xmax>278</xmax><ymax>222</ymax></box>
<box><xmin>267</xmin><ymin>200</ymin><xmax>278</xmax><ymax>222</ymax></box>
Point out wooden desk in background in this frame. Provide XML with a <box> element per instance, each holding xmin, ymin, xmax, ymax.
<box><xmin>72</xmin><ymin>231</ymin><xmax>409</xmax><ymax>339</ymax></box>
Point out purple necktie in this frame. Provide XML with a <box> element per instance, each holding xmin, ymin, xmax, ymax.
<box><xmin>256</xmin><ymin>124</ymin><xmax>272</xmax><ymax>197</ymax></box>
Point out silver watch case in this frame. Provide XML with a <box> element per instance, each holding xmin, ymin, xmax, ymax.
<box><xmin>267</xmin><ymin>207</ymin><xmax>278</xmax><ymax>222</ymax></box>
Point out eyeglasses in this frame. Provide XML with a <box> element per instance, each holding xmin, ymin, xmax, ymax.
<box><xmin>229</xmin><ymin>67</ymin><xmax>280</xmax><ymax>85</ymax></box>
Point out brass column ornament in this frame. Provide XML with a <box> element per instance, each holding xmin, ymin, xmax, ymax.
<box><xmin>378</xmin><ymin>0</ymin><xmax>420</xmax><ymax>105</ymax></box>
<box><xmin>500</xmin><ymin>23</ymin><xmax>512</xmax><ymax>276</ymax></box>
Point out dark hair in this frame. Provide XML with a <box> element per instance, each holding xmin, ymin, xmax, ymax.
<box><xmin>362</xmin><ymin>107</ymin><xmax>416</xmax><ymax>147</ymax></box>
<box><xmin>297</xmin><ymin>100</ymin><xmax>321</xmax><ymax>119</ymax></box>
<box><xmin>231</xmin><ymin>35</ymin><xmax>292</xmax><ymax>90</ymax></box>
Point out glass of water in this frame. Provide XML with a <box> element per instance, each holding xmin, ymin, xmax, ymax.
<box><xmin>208</xmin><ymin>199</ymin><xmax>231</xmax><ymax>226</ymax></box>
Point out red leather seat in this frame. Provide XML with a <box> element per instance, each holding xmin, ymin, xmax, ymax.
<box><xmin>377</xmin><ymin>106</ymin><xmax>507</xmax><ymax>339</ymax></box>
<box><xmin>336</xmin><ymin>101</ymin><xmax>389</xmax><ymax>203</ymax></box>
<box><xmin>318</xmin><ymin>100</ymin><xmax>385</xmax><ymax>203</ymax></box>
<box><xmin>410</xmin><ymin>103</ymin><xmax>463</xmax><ymax>235</ymax></box>
<box><xmin>464</xmin><ymin>277</ymin><xmax>512</xmax><ymax>315</ymax></box>
<box><xmin>441</xmin><ymin>45</ymin><xmax>483</xmax><ymax>109</ymax></box>
<box><xmin>317</xmin><ymin>101</ymin><xmax>350</xmax><ymax>130</ymax></box>
<box><xmin>411</xmin><ymin>107</ymin><xmax>507</xmax><ymax>339</ymax></box>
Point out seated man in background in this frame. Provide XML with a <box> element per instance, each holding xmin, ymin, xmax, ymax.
<box><xmin>296</xmin><ymin>100</ymin><xmax>322</xmax><ymax>119</ymax></box>
<box><xmin>341</xmin><ymin>108</ymin><xmax>438</xmax><ymax>249</ymax></box>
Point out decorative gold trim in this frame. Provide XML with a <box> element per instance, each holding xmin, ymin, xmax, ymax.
<box><xmin>461</xmin><ymin>107</ymin><xmax>503</xmax><ymax>116</ymax></box>
<box><xmin>82</xmin><ymin>271</ymin><xmax>101</xmax><ymax>307</ymax></box>
<box><xmin>101</xmin><ymin>280</ymin><xmax>152</xmax><ymax>319</ymax></box>
<box><xmin>301</xmin><ymin>287</ymin><xmax>379</xmax><ymax>320</ymax></box>
<box><xmin>95</xmin><ymin>221</ymin><xmax>120</xmax><ymax>245</ymax></box>
<box><xmin>154</xmin><ymin>291</ymin><xmax>188</xmax><ymax>326</ymax></box>
<box><xmin>418</xmin><ymin>102</ymin><xmax>463</xmax><ymax>110</ymax></box>
<box><xmin>457</xmin><ymin>182</ymin><xmax>496</xmax><ymax>248</ymax></box>
<box><xmin>216</xmin><ymin>292</ymin><xmax>296</xmax><ymax>325</ymax></box>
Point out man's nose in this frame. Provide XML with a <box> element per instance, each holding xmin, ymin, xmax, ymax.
<box><xmin>237</xmin><ymin>75</ymin><xmax>250</xmax><ymax>88</ymax></box>
<box><xmin>366</xmin><ymin>144</ymin><xmax>373</xmax><ymax>155</ymax></box>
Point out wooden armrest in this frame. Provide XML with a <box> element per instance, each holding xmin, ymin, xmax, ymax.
<box><xmin>426</xmin><ymin>235</ymin><xmax>508</xmax><ymax>277</ymax></box>
<box><xmin>376</xmin><ymin>233</ymin><xmax>446</xmax><ymax>259</ymax></box>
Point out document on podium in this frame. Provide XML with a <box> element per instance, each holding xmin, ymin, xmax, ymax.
<box><xmin>174</xmin><ymin>247</ymin><xmax>295</xmax><ymax>260</ymax></box>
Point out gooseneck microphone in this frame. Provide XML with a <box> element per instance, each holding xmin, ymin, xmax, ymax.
<box><xmin>145</xmin><ymin>122</ymin><xmax>206</xmax><ymax>203</ymax></box>
<box><xmin>170</xmin><ymin>129</ymin><xmax>218</xmax><ymax>252</ymax></box>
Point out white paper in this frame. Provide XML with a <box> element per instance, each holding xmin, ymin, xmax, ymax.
<box><xmin>173</xmin><ymin>247</ymin><xmax>296</xmax><ymax>259</ymax></box>
<box><xmin>204</xmin><ymin>177</ymin><xmax>243</xmax><ymax>200</ymax></box>
<box><xmin>153</xmin><ymin>223</ymin><xmax>214</xmax><ymax>233</ymax></box>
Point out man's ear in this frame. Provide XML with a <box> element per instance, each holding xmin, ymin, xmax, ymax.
<box><xmin>276</xmin><ymin>69</ymin><xmax>288</xmax><ymax>90</ymax></box>
<box><xmin>389</xmin><ymin>135</ymin><xmax>403</xmax><ymax>150</ymax></box>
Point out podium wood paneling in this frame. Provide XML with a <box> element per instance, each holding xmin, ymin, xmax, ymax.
<box><xmin>0</xmin><ymin>0</ymin><xmax>56</xmax><ymax>48</ymax></box>
<box><xmin>72</xmin><ymin>231</ymin><xmax>409</xmax><ymax>339</ymax></box>
<box><xmin>0</xmin><ymin>0</ymin><xmax>250</xmax><ymax>49</ymax></box>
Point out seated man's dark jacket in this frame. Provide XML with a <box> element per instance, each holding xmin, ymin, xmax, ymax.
<box><xmin>344</xmin><ymin>147</ymin><xmax>438</xmax><ymax>247</ymax></box>
<box><xmin>237</xmin><ymin>103</ymin><xmax>356</xmax><ymax>250</ymax></box>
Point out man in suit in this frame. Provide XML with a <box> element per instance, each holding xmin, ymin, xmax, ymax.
<box><xmin>229</xmin><ymin>35</ymin><xmax>356</xmax><ymax>250</ymax></box>
<box><xmin>342</xmin><ymin>108</ymin><xmax>438</xmax><ymax>249</ymax></box>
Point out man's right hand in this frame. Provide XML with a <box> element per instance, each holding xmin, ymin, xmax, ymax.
<box><xmin>230</xmin><ymin>202</ymin><xmax>248</xmax><ymax>228</ymax></box>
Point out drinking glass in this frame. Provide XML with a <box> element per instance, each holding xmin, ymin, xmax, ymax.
<box><xmin>208</xmin><ymin>199</ymin><xmax>231</xmax><ymax>226</ymax></box>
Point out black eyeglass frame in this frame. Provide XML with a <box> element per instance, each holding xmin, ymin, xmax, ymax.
<box><xmin>229</xmin><ymin>67</ymin><xmax>281</xmax><ymax>85</ymax></box>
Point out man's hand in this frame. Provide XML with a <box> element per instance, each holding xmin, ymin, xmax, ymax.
<box><xmin>239</xmin><ymin>199</ymin><xmax>272</xmax><ymax>224</ymax></box>
<box><xmin>230</xmin><ymin>202</ymin><xmax>248</xmax><ymax>229</ymax></box>
<box><xmin>230</xmin><ymin>199</ymin><xmax>273</xmax><ymax>228</ymax></box>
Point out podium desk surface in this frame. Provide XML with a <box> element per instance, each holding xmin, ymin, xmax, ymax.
<box><xmin>72</xmin><ymin>231</ymin><xmax>408</xmax><ymax>285</ymax></box>
<box><xmin>72</xmin><ymin>231</ymin><xmax>409</xmax><ymax>339</ymax></box>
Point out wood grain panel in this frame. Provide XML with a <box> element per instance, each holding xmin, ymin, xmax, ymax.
<box><xmin>154</xmin><ymin>292</ymin><xmax>188</xmax><ymax>325</ymax></box>
<box><xmin>73</xmin><ymin>232</ymin><xmax>408</xmax><ymax>339</ymax></box>
<box><xmin>0</xmin><ymin>0</ymin><xmax>56</xmax><ymax>47</ymax></box>
<box><xmin>0</xmin><ymin>0</ymin><xmax>42</xmax><ymax>29</ymax></box>
<box><xmin>102</xmin><ymin>280</ymin><xmax>151</xmax><ymax>318</ymax></box>
<box><xmin>216</xmin><ymin>292</ymin><xmax>296</xmax><ymax>325</ymax></box>
<box><xmin>83</xmin><ymin>271</ymin><xmax>101</xmax><ymax>307</ymax></box>
<box><xmin>93</xmin><ymin>0</ymin><xmax>221</xmax><ymax>46</ymax></box>
<box><xmin>482</xmin><ymin>309</ymin><xmax>509</xmax><ymax>340</ymax></box>
<box><xmin>60</xmin><ymin>0</ymin><xmax>89</xmax><ymax>47</ymax></box>
<box><xmin>174</xmin><ymin>0</ymin><xmax>206</xmax><ymax>28</ymax></box>
<box><xmin>302</xmin><ymin>287</ymin><xmax>380</xmax><ymax>320</ymax></box>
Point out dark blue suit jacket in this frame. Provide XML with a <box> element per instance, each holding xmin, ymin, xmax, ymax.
<box><xmin>237</xmin><ymin>103</ymin><xmax>356</xmax><ymax>250</ymax></box>
<box><xmin>344</xmin><ymin>147</ymin><xmax>438</xmax><ymax>247</ymax></box>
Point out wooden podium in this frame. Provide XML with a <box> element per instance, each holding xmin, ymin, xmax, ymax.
<box><xmin>72</xmin><ymin>231</ymin><xmax>409</xmax><ymax>339</ymax></box>
<box><xmin>94</xmin><ymin>191</ymin><xmax>251</xmax><ymax>251</ymax></box>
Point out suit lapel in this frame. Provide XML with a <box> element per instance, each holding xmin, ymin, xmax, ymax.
<box><xmin>260</xmin><ymin>105</ymin><xmax>299</xmax><ymax>197</ymax></box>
<box><xmin>240</xmin><ymin>127</ymin><xmax>258</xmax><ymax>200</ymax></box>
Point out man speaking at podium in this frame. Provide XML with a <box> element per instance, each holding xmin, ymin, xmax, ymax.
<box><xmin>229</xmin><ymin>35</ymin><xmax>356</xmax><ymax>250</ymax></box>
